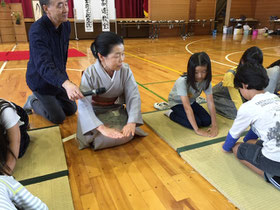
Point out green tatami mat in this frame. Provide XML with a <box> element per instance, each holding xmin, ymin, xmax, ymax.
<box><xmin>26</xmin><ymin>176</ymin><xmax>74</xmax><ymax>210</ymax></box>
<box><xmin>143</xmin><ymin>108</ymin><xmax>234</xmax><ymax>152</ymax></box>
<box><xmin>180</xmin><ymin>142</ymin><xmax>279</xmax><ymax>210</ymax></box>
<box><xmin>13</xmin><ymin>126</ymin><xmax>68</xmax><ymax>182</ymax></box>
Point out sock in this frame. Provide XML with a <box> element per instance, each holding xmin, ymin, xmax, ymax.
<box><xmin>164</xmin><ymin>110</ymin><xmax>173</xmax><ymax>117</ymax></box>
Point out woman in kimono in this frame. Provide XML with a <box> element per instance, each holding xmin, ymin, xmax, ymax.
<box><xmin>77</xmin><ymin>32</ymin><xmax>147</xmax><ymax>150</ymax></box>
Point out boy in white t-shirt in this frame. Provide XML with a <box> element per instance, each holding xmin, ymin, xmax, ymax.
<box><xmin>223</xmin><ymin>63</ymin><xmax>280</xmax><ymax>190</ymax></box>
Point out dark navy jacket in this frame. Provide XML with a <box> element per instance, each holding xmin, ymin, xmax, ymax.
<box><xmin>26</xmin><ymin>15</ymin><xmax>70</xmax><ymax>95</ymax></box>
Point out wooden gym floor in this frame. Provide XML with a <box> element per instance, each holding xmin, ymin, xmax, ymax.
<box><xmin>0</xmin><ymin>34</ymin><xmax>279</xmax><ymax>209</ymax></box>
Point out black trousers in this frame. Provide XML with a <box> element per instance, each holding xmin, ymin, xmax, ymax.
<box><xmin>32</xmin><ymin>89</ymin><xmax>77</xmax><ymax>124</ymax></box>
<box><xmin>170</xmin><ymin>102</ymin><xmax>211</xmax><ymax>129</ymax></box>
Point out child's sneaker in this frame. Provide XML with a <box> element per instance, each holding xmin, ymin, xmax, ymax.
<box><xmin>265</xmin><ymin>173</ymin><xmax>280</xmax><ymax>190</ymax></box>
<box><xmin>154</xmin><ymin>102</ymin><xmax>170</xmax><ymax>110</ymax></box>
<box><xmin>196</xmin><ymin>96</ymin><xmax>207</xmax><ymax>104</ymax></box>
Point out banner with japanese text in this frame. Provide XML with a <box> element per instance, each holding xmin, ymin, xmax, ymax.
<box><xmin>101</xmin><ymin>0</ymin><xmax>110</xmax><ymax>31</ymax></box>
<box><xmin>74</xmin><ymin>0</ymin><xmax>116</xmax><ymax>21</ymax></box>
<box><xmin>84</xmin><ymin>0</ymin><xmax>93</xmax><ymax>32</ymax></box>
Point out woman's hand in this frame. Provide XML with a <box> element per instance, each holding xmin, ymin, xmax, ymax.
<box><xmin>207</xmin><ymin>125</ymin><xmax>218</xmax><ymax>137</ymax></box>
<box><xmin>97</xmin><ymin>125</ymin><xmax>124</xmax><ymax>139</ymax></box>
<box><xmin>122</xmin><ymin>123</ymin><xmax>136</xmax><ymax>137</ymax></box>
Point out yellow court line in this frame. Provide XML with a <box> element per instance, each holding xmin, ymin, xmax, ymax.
<box><xmin>125</xmin><ymin>51</ymin><xmax>183</xmax><ymax>75</ymax></box>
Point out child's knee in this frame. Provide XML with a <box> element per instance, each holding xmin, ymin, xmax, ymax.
<box><xmin>232</xmin><ymin>143</ymin><xmax>241</xmax><ymax>157</ymax></box>
<box><xmin>201</xmin><ymin>116</ymin><xmax>211</xmax><ymax>127</ymax></box>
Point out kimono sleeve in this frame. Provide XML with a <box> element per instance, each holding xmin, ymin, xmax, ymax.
<box><xmin>78</xmin><ymin>69</ymin><xmax>103</xmax><ymax>135</ymax></box>
<box><xmin>124</xmin><ymin>68</ymin><xmax>143</xmax><ymax>126</ymax></box>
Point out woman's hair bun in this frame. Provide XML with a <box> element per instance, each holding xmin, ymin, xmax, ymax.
<box><xmin>90</xmin><ymin>42</ymin><xmax>98</xmax><ymax>58</ymax></box>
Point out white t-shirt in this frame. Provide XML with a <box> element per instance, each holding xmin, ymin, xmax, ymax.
<box><xmin>0</xmin><ymin>106</ymin><xmax>20</xmax><ymax>130</ymax></box>
<box><xmin>229</xmin><ymin>92</ymin><xmax>280</xmax><ymax>162</ymax></box>
<box><xmin>168</xmin><ymin>76</ymin><xmax>212</xmax><ymax>107</ymax></box>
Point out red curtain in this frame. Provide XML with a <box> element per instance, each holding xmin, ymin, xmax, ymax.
<box><xmin>115</xmin><ymin>0</ymin><xmax>144</xmax><ymax>18</ymax></box>
<box><xmin>143</xmin><ymin>0</ymin><xmax>148</xmax><ymax>17</ymax></box>
<box><xmin>67</xmin><ymin>0</ymin><xmax>74</xmax><ymax>18</ymax></box>
<box><xmin>4</xmin><ymin>0</ymin><xmax>74</xmax><ymax>18</ymax></box>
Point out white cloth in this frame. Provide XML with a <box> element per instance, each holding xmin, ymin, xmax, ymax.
<box><xmin>168</xmin><ymin>76</ymin><xmax>212</xmax><ymax>107</ymax></box>
<box><xmin>77</xmin><ymin>60</ymin><xmax>145</xmax><ymax>149</ymax></box>
<box><xmin>229</xmin><ymin>92</ymin><xmax>280</xmax><ymax>162</ymax></box>
<box><xmin>0</xmin><ymin>176</ymin><xmax>48</xmax><ymax>210</ymax></box>
<box><xmin>0</xmin><ymin>108</ymin><xmax>20</xmax><ymax>130</ymax></box>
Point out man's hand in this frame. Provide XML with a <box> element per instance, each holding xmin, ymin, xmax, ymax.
<box><xmin>62</xmin><ymin>80</ymin><xmax>84</xmax><ymax>101</ymax></box>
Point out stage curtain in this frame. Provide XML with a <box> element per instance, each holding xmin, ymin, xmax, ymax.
<box><xmin>143</xmin><ymin>0</ymin><xmax>148</xmax><ymax>18</ymax></box>
<box><xmin>3</xmin><ymin>0</ymin><xmax>74</xmax><ymax>18</ymax></box>
<box><xmin>115</xmin><ymin>0</ymin><xmax>144</xmax><ymax>18</ymax></box>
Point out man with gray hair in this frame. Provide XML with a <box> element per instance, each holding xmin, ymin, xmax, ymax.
<box><xmin>24</xmin><ymin>0</ymin><xmax>83</xmax><ymax>124</ymax></box>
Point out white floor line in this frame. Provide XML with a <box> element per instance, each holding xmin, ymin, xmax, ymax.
<box><xmin>62</xmin><ymin>133</ymin><xmax>76</xmax><ymax>143</ymax></box>
<box><xmin>263</xmin><ymin>53</ymin><xmax>280</xmax><ymax>57</ymax></box>
<box><xmin>185</xmin><ymin>39</ymin><xmax>235</xmax><ymax>68</ymax></box>
<box><xmin>225</xmin><ymin>51</ymin><xmax>240</xmax><ymax>65</ymax></box>
<box><xmin>3</xmin><ymin>67</ymin><xmax>27</xmax><ymax>71</ymax></box>
<box><xmin>261</xmin><ymin>46</ymin><xmax>280</xmax><ymax>50</ymax></box>
<box><xmin>185</xmin><ymin>39</ymin><xmax>209</xmax><ymax>55</ymax></box>
<box><xmin>67</xmin><ymin>68</ymin><xmax>83</xmax><ymax>71</ymax></box>
<box><xmin>211</xmin><ymin>60</ymin><xmax>235</xmax><ymax>68</ymax></box>
<box><xmin>225</xmin><ymin>46</ymin><xmax>280</xmax><ymax>65</ymax></box>
<box><xmin>0</xmin><ymin>44</ymin><xmax>17</xmax><ymax>75</ymax></box>
<box><xmin>0</xmin><ymin>62</ymin><xmax>8</xmax><ymax>74</ymax></box>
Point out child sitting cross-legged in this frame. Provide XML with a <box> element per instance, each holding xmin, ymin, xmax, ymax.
<box><xmin>223</xmin><ymin>63</ymin><xmax>280</xmax><ymax>190</ymax></box>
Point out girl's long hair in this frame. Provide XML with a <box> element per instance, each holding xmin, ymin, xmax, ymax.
<box><xmin>184</xmin><ymin>52</ymin><xmax>212</xmax><ymax>91</ymax></box>
<box><xmin>239</xmin><ymin>46</ymin><xmax>263</xmax><ymax>65</ymax></box>
<box><xmin>0</xmin><ymin>99</ymin><xmax>16</xmax><ymax>175</ymax></box>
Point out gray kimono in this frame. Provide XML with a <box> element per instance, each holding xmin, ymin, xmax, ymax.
<box><xmin>77</xmin><ymin>60</ymin><xmax>146</xmax><ymax>150</ymax></box>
